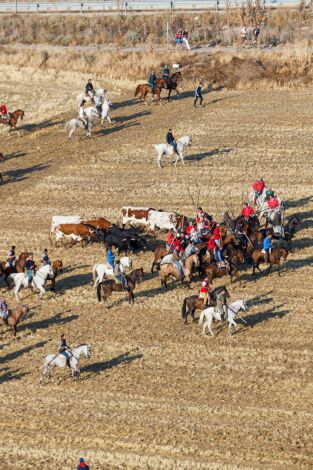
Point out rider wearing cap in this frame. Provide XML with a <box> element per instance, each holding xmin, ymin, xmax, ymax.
<box><xmin>6</xmin><ymin>245</ymin><xmax>16</xmax><ymax>269</ymax></box>
<box><xmin>41</xmin><ymin>248</ymin><xmax>51</xmax><ymax>265</ymax></box>
<box><xmin>252</xmin><ymin>177</ymin><xmax>265</xmax><ymax>204</ymax></box>
<box><xmin>77</xmin><ymin>458</ymin><xmax>90</xmax><ymax>470</ymax></box>
<box><xmin>85</xmin><ymin>79</ymin><xmax>95</xmax><ymax>99</ymax></box>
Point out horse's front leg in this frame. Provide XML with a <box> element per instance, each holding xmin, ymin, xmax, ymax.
<box><xmin>38</xmin><ymin>285</ymin><xmax>45</xmax><ymax>299</ymax></box>
<box><xmin>158</xmin><ymin>153</ymin><xmax>163</xmax><ymax>169</ymax></box>
<box><xmin>107</xmin><ymin>115</ymin><xmax>112</xmax><ymax>125</ymax></box>
<box><xmin>167</xmin><ymin>89</ymin><xmax>172</xmax><ymax>102</ymax></box>
<box><xmin>208</xmin><ymin>321</ymin><xmax>215</xmax><ymax>337</ymax></box>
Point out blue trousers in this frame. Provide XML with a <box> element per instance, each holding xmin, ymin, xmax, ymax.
<box><xmin>174</xmin><ymin>260</ymin><xmax>183</xmax><ymax>277</ymax></box>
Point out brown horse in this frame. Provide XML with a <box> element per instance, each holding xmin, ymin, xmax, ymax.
<box><xmin>0</xmin><ymin>109</ymin><xmax>25</xmax><ymax>132</ymax></box>
<box><xmin>201</xmin><ymin>249</ymin><xmax>245</xmax><ymax>286</ymax></box>
<box><xmin>181</xmin><ymin>285</ymin><xmax>230</xmax><ymax>324</ymax></box>
<box><xmin>134</xmin><ymin>83</ymin><xmax>162</xmax><ymax>105</ymax></box>
<box><xmin>155</xmin><ymin>71</ymin><xmax>183</xmax><ymax>102</ymax></box>
<box><xmin>160</xmin><ymin>254</ymin><xmax>199</xmax><ymax>289</ymax></box>
<box><xmin>0</xmin><ymin>304</ymin><xmax>29</xmax><ymax>336</ymax></box>
<box><xmin>251</xmin><ymin>247</ymin><xmax>289</xmax><ymax>276</ymax></box>
<box><xmin>47</xmin><ymin>260</ymin><xmax>63</xmax><ymax>291</ymax></box>
<box><xmin>96</xmin><ymin>268</ymin><xmax>144</xmax><ymax>307</ymax></box>
<box><xmin>151</xmin><ymin>245</ymin><xmax>168</xmax><ymax>272</ymax></box>
<box><xmin>0</xmin><ymin>252</ymin><xmax>30</xmax><ymax>287</ymax></box>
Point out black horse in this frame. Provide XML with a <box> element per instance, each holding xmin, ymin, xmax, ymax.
<box><xmin>96</xmin><ymin>268</ymin><xmax>144</xmax><ymax>307</ymax></box>
<box><xmin>155</xmin><ymin>71</ymin><xmax>183</xmax><ymax>102</ymax></box>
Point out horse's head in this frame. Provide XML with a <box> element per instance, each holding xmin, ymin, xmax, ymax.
<box><xmin>86</xmin><ymin>344</ymin><xmax>92</xmax><ymax>358</ymax></box>
<box><xmin>179</xmin><ymin>136</ymin><xmax>192</xmax><ymax>146</ymax></box>
<box><xmin>242</xmin><ymin>300</ymin><xmax>249</xmax><ymax>311</ymax></box>
<box><xmin>54</xmin><ymin>259</ymin><xmax>63</xmax><ymax>272</ymax></box>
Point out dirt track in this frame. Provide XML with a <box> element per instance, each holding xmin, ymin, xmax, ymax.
<box><xmin>0</xmin><ymin>78</ymin><xmax>313</xmax><ymax>469</ymax></box>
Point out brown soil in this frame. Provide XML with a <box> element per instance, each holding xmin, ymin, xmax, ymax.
<box><xmin>0</xmin><ymin>75</ymin><xmax>312</xmax><ymax>469</ymax></box>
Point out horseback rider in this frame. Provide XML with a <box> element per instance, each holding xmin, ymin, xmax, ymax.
<box><xmin>106</xmin><ymin>244</ymin><xmax>115</xmax><ymax>270</ymax></box>
<box><xmin>41</xmin><ymin>248</ymin><xmax>51</xmax><ymax>265</ymax></box>
<box><xmin>0</xmin><ymin>102</ymin><xmax>9</xmax><ymax>120</ymax></box>
<box><xmin>182</xmin><ymin>240</ymin><xmax>198</xmax><ymax>262</ymax></box>
<box><xmin>162</xmin><ymin>64</ymin><xmax>170</xmax><ymax>86</ymax></box>
<box><xmin>166</xmin><ymin>128</ymin><xmax>178</xmax><ymax>155</ymax></box>
<box><xmin>213</xmin><ymin>225</ymin><xmax>225</xmax><ymax>267</ymax></box>
<box><xmin>79</xmin><ymin>100</ymin><xmax>88</xmax><ymax>129</ymax></box>
<box><xmin>241</xmin><ymin>202</ymin><xmax>255</xmax><ymax>222</ymax></box>
<box><xmin>211</xmin><ymin>287</ymin><xmax>228</xmax><ymax>320</ymax></box>
<box><xmin>235</xmin><ymin>221</ymin><xmax>246</xmax><ymax>248</ymax></box>
<box><xmin>59</xmin><ymin>333</ymin><xmax>72</xmax><ymax>367</ymax></box>
<box><xmin>77</xmin><ymin>457</ymin><xmax>90</xmax><ymax>470</ymax></box>
<box><xmin>6</xmin><ymin>245</ymin><xmax>16</xmax><ymax>269</ymax></box>
<box><xmin>24</xmin><ymin>254</ymin><xmax>36</xmax><ymax>286</ymax></box>
<box><xmin>148</xmin><ymin>70</ymin><xmax>157</xmax><ymax>94</ymax></box>
<box><xmin>172</xmin><ymin>247</ymin><xmax>183</xmax><ymax>280</ymax></box>
<box><xmin>263</xmin><ymin>232</ymin><xmax>272</xmax><ymax>264</ymax></box>
<box><xmin>207</xmin><ymin>235</ymin><xmax>215</xmax><ymax>260</ymax></box>
<box><xmin>0</xmin><ymin>296</ymin><xmax>9</xmax><ymax>322</ymax></box>
<box><xmin>199</xmin><ymin>277</ymin><xmax>209</xmax><ymax>306</ymax></box>
<box><xmin>85</xmin><ymin>79</ymin><xmax>95</xmax><ymax>99</ymax></box>
<box><xmin>252</xmin><ymin>177</ymin><xmax>265</xmax><ymax>204</ymax></box>
<box><xmin>114</xmin><ymin>259</ymin><xmax>128</xmax><ymax>290</ymax></box>
<box><xmin>166</xmin><ymin>228</ymin><xmax>175</xmax><ymax>251</ymax></box>
<box><xmin>268</xmin><ymin>194</ymin><xmax>279</xmax><ymax>209</ymax></box>
<box><xmin>265</xmin><ymin>186</ymin><xmax>275</xmax><ymax>200</ymax></box>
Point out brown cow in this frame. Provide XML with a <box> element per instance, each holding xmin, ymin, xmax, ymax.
<box><xmin>54</xmin><ymin>223</ymin><xmax>95</xmax><ymax>248</ymax></box>
<box><xmin>120</xmin><ymin>206</ymin><xmax>153</xmax><ymax>229</ymax></box>
<box><xmin>84</xmin><ymin>217</ymin><xmax>112</xmax><ymax>230</ymax></box>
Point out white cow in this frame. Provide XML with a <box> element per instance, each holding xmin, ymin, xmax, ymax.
<box><xmin>50</xmin><ymin>216</ymin><xmax>82</xmax><ymax>244</ymax></box>
<box><xmin>147</xmin><ymin>210</ymin><xmax>181</xmax><ymax>233</ymax></box>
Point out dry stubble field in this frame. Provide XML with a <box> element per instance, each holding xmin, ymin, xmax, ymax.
<box><xmin>1</xmin><ymin>68</ymin><xmax>313</xmax><ymax>470</ymax></box>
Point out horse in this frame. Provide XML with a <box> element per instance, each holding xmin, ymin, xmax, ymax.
<box><xmin>76</xmin><ymin>88</ymin><xmax>106</xmax><ymax>108</ymax></box>
<box><xmin>9</xmin><ymin>264</ymin><xmax>54</xmax><ymax>300</ymax></box>
<box><xmin>199</xmin><ymin>300</ymin><xmax>248</xmax><ymax>337</ymax></box>
<box><xmin>65</xmin><ymin>117</ymin><xmax>93</xmax><ymax>139</ymax></box>
<box><xmin>251</xmin><ymin>247</ymin><xmax>289</xmax><ymax>276</ymax></box>
<box><xmin>151</xmin><ymin>245</ymin><xmax>168</xmax><ymax>272</ymax></box>
<box><xmin>154</xmin><ymin>135</ymin><xmax>192</xmax><ymax>168</ymax></box>
<box><xmin>0</xmin><ymin>152</ymin><xmax>4</xmax><ymax>182</ymax></box>
<box><xmin>181</xmin><ymin>285</ymin><xmax>230</xmax><ymax>324</ymax></box>
<box><xmin>85</xmin><ymin>98</ymin><xmax>113</xmax><ymax>127</ymax></box>
<box><xmin>0</xmin><ymin>252</ymin><xmax>30</xmax><ymax>288</ymax></box>
<box><xmin>134</xmin><ymin>83</ymin><xmax>162</xmax><ymax>105</ymax></box>
<box><xmin>0</xmin><ymin>304</ymin><xmax>29</xmax><ymax>336</ymax></box>
<box><xmin>47</xmin><ymin>260</ymin><xmax>63</xmax><ymax>291</ymax></box>
<box><xmin>92</xmin><ymin>257</ymin><xmax>132</xmax><ymax>288</ymax></box>
<box><xmin>155</xmin><ymin>71</ymin><xmax>183</xmax><ymax>101</ymax></box>
<box><xmin>96</xmin><ymin>268</ymin><xmax>144</xmax><ymax>307</ymax></box>
<box><xmin>201</xmin><ymin>249</ymin><xmax>245</xmax><ymax>286</ymax></box>
<box><xmin>40</xmin><ymin>343</ymin><xmax>91</xmax><ymax>382</ymax></box>
<box><xmin>0</xmin><ymin>109</ymin><xmax>24</xmax><ymax>133</ymax></box>
<box><xmin>159</xmin><ymin>253</ymin><xmax>199</xmax><ymax>289</ymax></box>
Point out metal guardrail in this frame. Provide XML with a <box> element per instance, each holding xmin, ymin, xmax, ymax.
<box><xmin>0</xmin><ymin>0</ymin><xmax>300</xmax><ymax>13</ymax></box>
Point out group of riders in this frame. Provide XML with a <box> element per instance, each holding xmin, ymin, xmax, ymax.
<box><xmin>0</xmin><ymin>247</ymin><xmax>51</xmax><ymax>321</ymax></box>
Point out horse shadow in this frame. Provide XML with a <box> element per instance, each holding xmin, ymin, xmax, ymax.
<box><xmin>3</xmin><ymin>162</ymin><xmax>50</xmax><ymax>184</ymax></box>
<box><xmin>113</xmin><ymin>110</ymin><xmax>151</xmax><ymax>123</ymax></box>
<box><xmin>241</xmin><ymin>304</ymin><xmax>289</xmax><ymax>330</ymax></box>
<box><xmin>281</xmin><ymin>255</ymin><xmax>313</xmax><ymax>273</ymax></box>
<box><xmin>285</xmin><ymin>196</ymin><xmax>313</xmax><ymax>210</ymax></box>
<box><xmin>19</xmin><ymin>312</ymin><xmax>79</xmax><ymax>333</ymax></box>
<box><xmin>81</xmin><ymin>350</ymin><xmax>143</xmax><ymax>377</ymax></box>
<box><xmin>113</xmin><ymin>98</ymin><xmax>139</xmax><ymax>110</ymax></box>
<box><xmin>292</xmin><ymin>209</ymin><xmax>313</xmax><ymax>230</ymax></box>
<box><xmin>210</xmin><ymin>95</ymin><xmax>236</xmax><ymax>105</ymax></box>
<box><xmin>4</xmin><ymin>150</ymin><xmax>28</xmax><ymax>161</ymax></box>
<box><xmin>95</xmin><ymin>121</ymin><xmax>140</xmax><ymax>136</ymax></box>
<box><xmin>58</xmin><ymin>273</ymin><xmax>93</xmax><ymax>291</ymax></box>
<box><xmin>291</xmin><ymin>237</ymin><xmax>313</xmax><ymax>251</ymax></box>
<box><xmin>61</xmin><ymin>264</ymin><xmax>90</xmax><ymax>275</ymax></box>
<box><xmin>0</xmin><ymin>340</ymin><xmax>48</xmax><ymax>365</ymax></box>
<box><xmin>186</xmin><ymin>147</ymin><xmax>233</xmax><ymax>163</ymax></box>
<box><xmin>21</xmin><ymin>118</ymin><xmax>64</xmax><ymax>132</ymax></box>
<box><xmin>0</xmin><ymin>366</ymin><xmax>30</xmax><ymax>384</ymax></box>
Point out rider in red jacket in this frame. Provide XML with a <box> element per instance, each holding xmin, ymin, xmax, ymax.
<box><xmin>267</xmin><ymin>195</ymin><xmax>279</xmax><ymax>209</ymax></box>
<box><xmin>241</xmin><ymin>203</ymin><xmax>255</xmax><ymax>220</ymax></box>
<box><xmin>1</xmin><ymin>102</ymin><xmax>8</xmax><ymax>118</ymax></box>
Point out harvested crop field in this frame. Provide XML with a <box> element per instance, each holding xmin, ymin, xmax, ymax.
<box><xmin>0</xmin><ymin>68</ymin><xmax>313</xmax><ymax>469</ymax></box>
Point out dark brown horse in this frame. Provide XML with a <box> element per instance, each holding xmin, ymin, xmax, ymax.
<box><xmin>0</xmin><ymin>109</ymin><xmax>24</xmax><ymax>132</ymax></box>
<box><xmin>181</xmin><ymin>285</ymin><xmax>230</xmax><ymax>324</ymax></box>
<box><xmin>0</xmin><ymin>152</ymin><xmax>4</xmax><ymax>182</ymax></box>
<box><xmin>0</xmin><ymin>252</ymin><xmax>30</xmax><ymax>287</ymax></box>
<box><xmin>47</xmin><ymin>260</ymin><xmax>63</xmax><ymax>291</ymax></box>
<box><xmin>97</xmin><ymin>268</ymin><xmax>144</xmax><ymax>307</ymax></box>
<box><xmin>155</xmin><ymin>71</ymin><xmax>183</xmax><ymax>101</ymax></box>
<box><xmin>134</xmin><ymin>83</ymin><xmax>162</xmax><ymax>105</ymax></box>
<box><xmin>0</xmin><ymin>304</ymin><xmax>29</xmax><ymax>336</ymax></box>
<box><xmin>201</xmin><ymin>249</ymin><xmax>245</xmax><ymax>286</ymax></box>
<box><xmin>251</xmin><ymin>247</ymin><xmax>289</xmax><ymax>276</ymax></box>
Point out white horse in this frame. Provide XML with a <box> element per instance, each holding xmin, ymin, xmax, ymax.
<box><xmin>10</xmin><ymin>264</ymin><xmax>54</xmax><ymax>301</ymax></box>
<box><xmin>65</xmin><ymin>117</ymin><xmax>93</xmax><ymax>139</ymax></box>
<box><xmin>154</xmin><ymin>136</ymin><xmax>192</xmax><ymax>168</ymax></box>
<box><xmin>92</xmin><ymin>257</ymin><xmax>132</xmax><ymax>288</ymax></box>
<box><xmin>40</xmin><ymin>344</ymin><xmax>91</xmax><ymax>382</ymax></box>
<box><xmin>199</xmin><ymin>300</ymin><xmax>249</xmax><ymax>337</ymax></box>
<box><xmin>76</xmin><ymin>88</ymin><xmax>106</xmax><ymax>108</ymax></box>
<box><xmin>85</xmin><ymin>98</ymin><xmax>113</xmax><ymax>127</ymax></box>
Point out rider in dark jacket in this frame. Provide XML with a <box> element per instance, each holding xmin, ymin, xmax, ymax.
<box><xmin>77</xmin><ymin>457</ymin><xmax>90</xmax><ymax>470</ymax></box>
<box><xmin>166</xmin><ymin>128</ymin><xmax>178</xmax><ymax>154</ymax></box>
<box><xmin>85</xmin><ymin>79</ymin><xmax>95</xmax><ymax>97</ymax></box>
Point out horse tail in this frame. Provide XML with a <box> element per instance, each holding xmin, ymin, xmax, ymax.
<box><xmin>181</xmin><ymin>297</ymin><xmax>188</xmax><ymax>320</ymax></box>
<box><xmin>97</xmin><ymin>282</ymin><xmax>102</xmax><ymax>302</ymax></box>
<box><xmin>134</xmin><ymin>85</ymin><xmax>141</xmax><ymax>97</ymax></box>
<box><xmin>199</xmin><ymin>309</ymin><xmax>206</xmax><ymax>326</ymax></box>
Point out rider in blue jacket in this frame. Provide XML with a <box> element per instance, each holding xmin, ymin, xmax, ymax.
<box><xmin>106</xmin><ymin>245</ymin><xmax>115</xmax><ymax>270</ymax></box>
<box><xmin>263</xmin><ymin>233</ymin><xmax>272</xmax><ymax>264</ymax></box>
